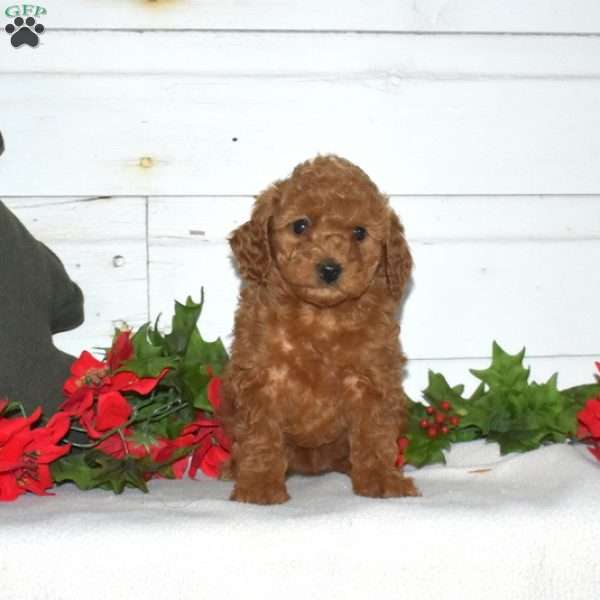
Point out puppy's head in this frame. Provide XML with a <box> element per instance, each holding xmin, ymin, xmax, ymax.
<box><xmin>230</xmin><ymin>155</ymin><xmax>411</xmax><ymax>307</ymax></box>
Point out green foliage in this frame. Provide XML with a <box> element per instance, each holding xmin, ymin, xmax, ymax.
<box><xmin>405</xmin><ymin>342</ymin><xmax>600</xmax><ymax>467</ymax></box>
<box><xmin>120</xmin><ymin>293</ymin><xmax>228</xmax><ymax>413</ymax></box>
<box><xmin>51</xmin><ymin>446</ymin><xmax>194</xmax><ymax>494</ymax></box>
<box><xmin>55</xmin><ymin>293</ymin><xmax>228</xmax><ymax>495</ymax></box>
<box><xmin>121</xmin><ymin>324</ymin><xmax>178</xmax><ymax>377</ymax></box>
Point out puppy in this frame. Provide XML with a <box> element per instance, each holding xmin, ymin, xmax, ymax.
<box><xmin>219</xmin><ymin>155</ymin><xmax>418</xmax><ymax>504</ymax></box>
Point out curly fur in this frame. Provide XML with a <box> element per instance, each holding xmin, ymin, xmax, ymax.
<box><xmin>219</xmin><ymin>155</ymin><xmax>418</xmax><ymax>504</ymax></box>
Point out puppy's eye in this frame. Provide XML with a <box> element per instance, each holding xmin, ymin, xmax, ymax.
<box><xmin>292</xmin><ymin>218</ymin><xmax>310</xmax><ymax>235</ymax></box>
<box><xmin>353</xmin><ymin>226</ymin><xmax>367</xmax><ymax>241</ymax></box>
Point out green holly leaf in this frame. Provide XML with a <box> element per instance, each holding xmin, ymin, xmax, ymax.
<box><xmin>184</xmin><ymin>329</ymin><xmax>228</xmax><ymax>370</ymax></box>
<box><xmin>119</xmin><ymin>323</ymin><xmax>177</xmax><ymax>377</ymax></box>
<box><xmin>130</xmin><ymin>323</ymin><xmax>164</xmax><ymax>359</ymax></box>
<box><xmin>468</xmin><ymin>382</ymin><xmax>486</xmax><ymax>403</ymax></box>
<box><xmin>451</xmin><ymin>426</ymin><xmax>482</xmax><ymax>443</ymax></box>
<box><xmin>164</xmin><ymin>294</ymin><xmax>205</xmax><ymax>356</ymax></box>
<box><xmin>121</xmin><ymin>355</ymin><xmax>178</xmax><ymax>378</ymax></box>
<box><xmin>403</xmin><ymin>432</ymin><xmax>450</xmax><ymax>468</ymax></box>
<box><xmin>148</xmin><ymin>313</ymin><xmax>166</xmax><ymax>347</ymax></box>
<box><xmin>470</xmin><ymin>342</ymin><xmax>530</xmax><ymax>394</ymax></box>
<box><xmin>179</xmin><ymin>364</ymin><xmax>211</xmax><ymax>410</ymax></box>
<box><xmin>51</xmin><ymin>451</ymin><xmax>99</xmax><ymax>491</ymax></box>
<box><xmin>52</xmin><ymin>451</ymin><xmax>142</xmax><ymax>493</ymax></box>
<box><xmin>423</xmin><ymin>371</ymin><xmax>465</xmax><ymax>406</ymax></box>
<box><xmin>52</xmin><ymin>445</ymin><xmax>196</xmax><ymax>494</ymax></box>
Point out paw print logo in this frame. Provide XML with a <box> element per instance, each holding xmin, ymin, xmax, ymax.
<box><xmin>5</xmin><ymin>16</ymin><xmax>45</xmax><ymax>48</ymax></box>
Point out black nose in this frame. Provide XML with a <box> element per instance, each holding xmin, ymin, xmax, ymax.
<box><xmin>317</xmin><ymin>259</ymin><xmax>342</xmax><ymax>284</ymax></box>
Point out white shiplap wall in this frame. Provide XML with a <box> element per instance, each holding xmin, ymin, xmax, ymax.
<box><xmin>1</xmin><ymin>1</ymin><xmax>599</xmax><ymax>399</ymax></box>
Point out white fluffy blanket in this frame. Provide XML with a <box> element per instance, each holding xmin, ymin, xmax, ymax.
<box><xmin>3</xmin><ymin>440</ymin><xmax>599</xmax><ymax>600</ymax></box>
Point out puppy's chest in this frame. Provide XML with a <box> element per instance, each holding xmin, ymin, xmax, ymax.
<box><xmin>263</xmin><ymin>327</ymin><xmax>361</xmax><ymax>442</ymax></box>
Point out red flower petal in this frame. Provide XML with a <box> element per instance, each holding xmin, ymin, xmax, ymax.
<box><xmin>0</xmin><ymin>407</ymin><xmax>41</xmax><ymax>445</ymax></box>
<box><xmin>110</xmin><ymin>371</ymin><xmax>144</xmax><ymax>391</ymax></box>
<box><xmin>170</xmin><ymin>457</ymin><xmax>189</xmax><ymax>479</ymax></box>
<box><xmin>94</xmin><ymin>391</ymin><xmax>132</xmax><ymax>432</ymax></box>
<box><xmin>60</xmin><ymin>389</ymin><xmax>95</xmax><ymax>418</ymax></box>
<box><xmin>42</xmin><ymin>412</ymin><xmax>71</xmax><ymax>444</ymax></box>
<box><xmin>577</xmin><ymin>398</ymin><xmax>600</xmax><ymax>438</ymax></box>
<box><xmin>0</xmin><ymin>472</ymin><xmax>24</xmax><ymax>501</ymax></box>
<box><xmin>188</xmin><ymin>438</ymin><xmax>212</xmax><ymax>479</ymax></box>
<box><xmin>200</xmin><ymin>445</ymin><xmax>230</xmax><ymax>478</ymax></box>
<box><xmin>69</xmin><ymin>351</ymin><xmax>106</xmax><ymax>378</ymax></box>
<box><xmin>107</xmin><ymin>331</ymin><xmax>134</xmax><ymax>372</ymax></box>
<box><xmin>150</xmin><ymin>440</ymin><xmax>191</xmax><ymax>480</ymax></box>
<box><xmin>112</xmin><ymin>368</ymin><xmax>169</xmax><ymax>395</ymax></box>
<box><xmin>207</xmin><ymin>377</ymin><xmax>223</xmax><ymax>411</ymax></box>
<box><xmin>20</xmin><ymin>465</ymin><xmax>54</xmax><ymax>496</ymax></box>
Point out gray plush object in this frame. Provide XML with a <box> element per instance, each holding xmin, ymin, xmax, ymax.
<box><xmin>0</xmin><ymin>200</ymin><xmax>84</xmax><ymax>415</ymax></box>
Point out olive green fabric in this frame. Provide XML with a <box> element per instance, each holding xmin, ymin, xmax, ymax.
<box><xmin>0</xmin><ymin>201</ymin><xmax>84</xmax><ymax>415</ymax></box>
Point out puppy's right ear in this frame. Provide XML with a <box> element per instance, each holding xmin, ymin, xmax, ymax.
<box><xmin>229</xmin><ymin>183</ymin><xmax>281</xmax><ymax>283</ymax></box>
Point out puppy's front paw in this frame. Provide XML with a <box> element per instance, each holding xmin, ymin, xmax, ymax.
<box><xmin>352</xmin><ymin>471</ymin><xmax>420</xmax><ymax>499</ymax></box>
<box><xmin>231</xmin><ymin>481</ymin><xmax>290</xmax><ymax>505</ymax></box>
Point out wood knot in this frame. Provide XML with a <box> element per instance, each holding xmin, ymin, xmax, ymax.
<box><xmin>138</xmin><ymin>156</ymin><xmax>154</xmax><ymax>169</ymax></box>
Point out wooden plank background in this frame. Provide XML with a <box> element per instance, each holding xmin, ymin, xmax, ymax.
<box><xmin>18</xmin><ymin>0</ymin><xmax>600</xmax><ymax>33</ymax></box>
<box><xmin>5</xmin><ymin>196</ymin><xmax>599</xmax><ymax>398</ymax></box>
<box><xmin>1</xmin><ymin>1</ymin><xmax>599</xmax><ymax>399</ymax></box>
<box><xmin>2</xmin><ymin>33</ymin><xmax>600</xmax><ymax>196</ymax></box>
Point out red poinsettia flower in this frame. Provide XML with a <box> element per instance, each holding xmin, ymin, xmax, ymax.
<box><xmin>62</xmin><ymin>351</ymin><xmax>167</xmax><ymax>414</ymax></box>
<box><xmin>182</xmin><ymin>414</ymin><xmax>231</xmax><ymax>479</ymax></box>
<box><xmin>61</xmin><ymin>336</ymin><xmax>169</xmax><ymax>440</ymax></box>
<box><xmin>0</xmin><ymin>409</ymin><xmax>71</xmax><ymax>501</ymax></box>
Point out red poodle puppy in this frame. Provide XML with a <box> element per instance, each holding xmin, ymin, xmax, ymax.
<box><xmin>219</xmin><ymin>155</ymin><xmax>418</xmax><ymax>504</ymax></box>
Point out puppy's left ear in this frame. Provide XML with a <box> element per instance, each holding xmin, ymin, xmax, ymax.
<box><xmin>384</xmin><ymin>210</ymin><xmax>413</xmax><ymax>300</ymax></box>
<box><xmin>229</xmin><ymin>183</ymin><xmax>281</xmax><ymax>284</ymax></box>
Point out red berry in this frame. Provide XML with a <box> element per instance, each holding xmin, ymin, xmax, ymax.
<box><xmin>441</xmin><ymin>401</ymin><xmax>452</xmax><ymax>411</ymax></box>
<box><xmin>449</xmin><ymin>415</ymin><xmax>460</xmax><ymax>427</ymax></box>
<box><xmin>397</xmin><ymin>437</ymin><xmax>410</xmax><ymax>451</ymax></box>
<box><xmin>440</xmin><ymin>425</ymin><xmax>449</xmax><ymax>435</ymax></box>
<box><xmin>426</xmin><ymin>406</ymin><xmax>434</xmax><ymax>415</ymax></box>
<box><xmin>427</xmin><ymin>426</ymin><xmax>438</xmax><ymax>438</ymax></box>
<box><xmin>419</xmin><ymin>418</ymin><xmax>430</xmax><ymax>429</ymax></box>
<box><xmin>435</xmin><ymin>412</ymin><xmax>446</xmax><ymax>424</ymax></box>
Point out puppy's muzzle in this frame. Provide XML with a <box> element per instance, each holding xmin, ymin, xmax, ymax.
<box><xmin>317</xmin><ymin>259</ymin><xmax>342</xmax><ymax>284</ymax></box>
